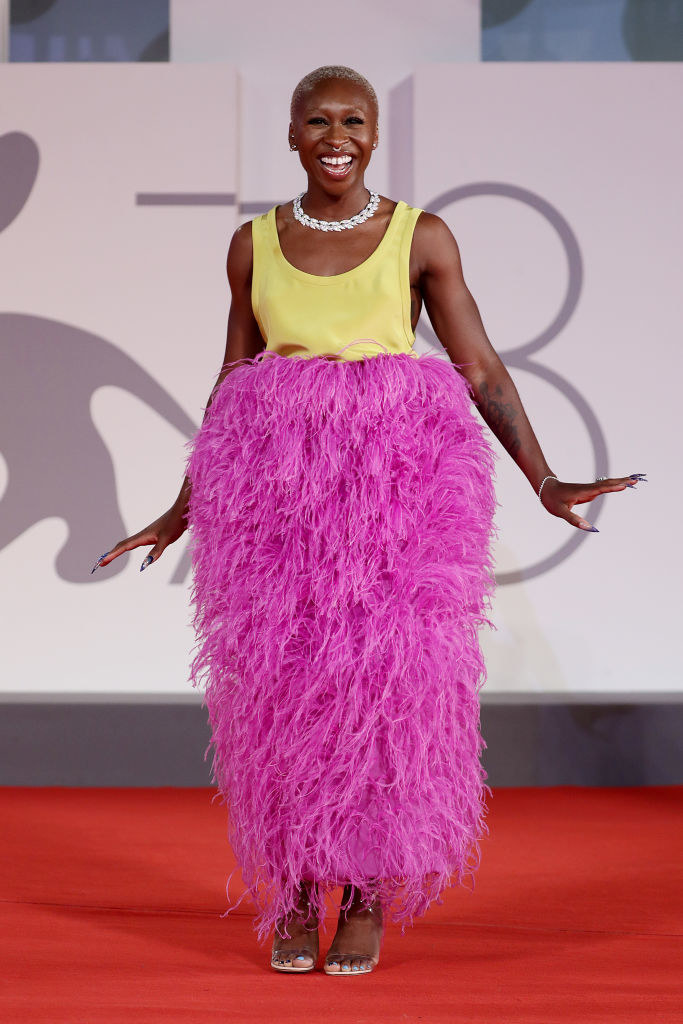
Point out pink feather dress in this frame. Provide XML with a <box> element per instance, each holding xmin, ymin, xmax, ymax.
<box><xmin>184</xmin><ymin>200</ymin><xmax>497</xmax><ymax>944</ymax></box>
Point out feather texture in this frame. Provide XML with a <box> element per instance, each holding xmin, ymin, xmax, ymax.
<box><xmin>185</xmin><ymin>351</ymin><xmax>497</xmax><ymax>944</ymax></box>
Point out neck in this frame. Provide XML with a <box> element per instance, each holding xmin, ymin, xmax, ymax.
<box><xmin>301</xmin><ymin>182</ymin><xmax>370</xmax><ymax>220</ymax></box>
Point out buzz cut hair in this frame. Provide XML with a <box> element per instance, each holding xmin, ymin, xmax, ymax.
<box><xmin>290</xmin><ymin>65</ymin><xmax>379</xmax><ymax>123</ymax></box>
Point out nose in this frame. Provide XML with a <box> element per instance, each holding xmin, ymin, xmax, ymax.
<box><xmin>325</xmin><ymin>124</ymin><xmax>348</xmax><ymax>148</ymax></box>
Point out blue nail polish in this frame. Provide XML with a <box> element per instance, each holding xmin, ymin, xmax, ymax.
<box><xmin>90</xmin><ymin>551</ymin><xmax>110</xmax><ymax>574</ymax></box>
<box><xmin>140</xmin><ymin>555</ymin><xmax>153</xmax><ymax>572</ymax></box>
<box><xmin>342</xmin><ymin>963</ymin><xmax>350</xmax><ymax>971</ymax></box>
<box><xmin>629</xmin><ymin>473</ymin><xmax>646</xmax><ymax>479</ymax></box>
<box><xmin>588</xmin><ymin>526</ymin><xmax>599</xmax><ymax>533</ymax></box>
<box><xmin>295</xmin><ymin>955</ymin><xmax>305</xmax><ymax>961</ymax></box>
<box><xmin>352</xmin><ymin>965</ymin><xmax>359</xmax><ymax>971</ymax></box>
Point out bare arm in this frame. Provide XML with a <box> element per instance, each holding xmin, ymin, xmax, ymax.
<box><xmin>94</xmin><ymin>222</ymin><xmax>264</xmax><ymax>572</ymax></box>
<box><xmin>166</xmin><ymin>223</ymin><xmax>265</xmax><ymax>521</ymax></box>
<box><xmin>413</xmin><ymin>214</ymin><xmax>641</xmax><ymax>530</ymax></box>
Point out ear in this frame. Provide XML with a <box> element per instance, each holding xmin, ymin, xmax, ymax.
<box><xmin>288</xmin><ymin>122</ymin><xmax>297</xmax><ymax>151</ymax></box>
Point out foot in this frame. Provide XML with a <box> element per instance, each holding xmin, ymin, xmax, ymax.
<box><xmin>270</xmin><ymin>882</ymin><xmax>319</xmax><ymax>972</ymax></box>
<box><xmin>324</xmin><ymin>884</ymin><xmax>383</xmax><ymax>975</ymax></box>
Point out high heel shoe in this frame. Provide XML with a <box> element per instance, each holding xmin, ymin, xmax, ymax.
<box><xmin>323</xmin><ymin>888</ymin><xmax>384</xmax><ymax>976</ymax></box>
<box><xmin>270</xmin><ymin>881</ymin><xmax>319</xmax><ymax>973</ymax></box>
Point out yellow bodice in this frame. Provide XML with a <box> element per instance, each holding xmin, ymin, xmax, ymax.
<box><xmin>251</xmin><ymin>200</ymin><xmax>422</xmax><ymax>361</ymax></box>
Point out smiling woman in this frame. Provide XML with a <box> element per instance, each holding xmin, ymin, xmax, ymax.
<box><xmin>95</xmin><ymin>64</ymin><xmax>642</xmax><ymax>979</ymax></box>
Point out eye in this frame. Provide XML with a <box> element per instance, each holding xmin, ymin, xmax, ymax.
<box><xmin>307</xmin><ymin>117</ymin><xmax>327</xmax><ymax>125</ymax></box>
<box><xmin>346</xmin><ymin>117</ymin><xmax>364</xmax><ymax>124</ymax></box>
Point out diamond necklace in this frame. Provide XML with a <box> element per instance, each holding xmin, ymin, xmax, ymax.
<box><xmin>293</xmin><ymin>190</ymin><xmax>380</xmax><ymax>232</ymax></box>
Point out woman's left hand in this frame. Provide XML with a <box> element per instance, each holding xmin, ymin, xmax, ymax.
<box><xmin>540</xmin><ymin>473</ymin><xmax>647</xmax><ymax>532</ymax></box>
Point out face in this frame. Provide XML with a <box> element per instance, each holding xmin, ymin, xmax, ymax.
<box><xmin>289</xmin><ymin>78</ymin><xmax>378</xmax><ymax>192</ymax></box>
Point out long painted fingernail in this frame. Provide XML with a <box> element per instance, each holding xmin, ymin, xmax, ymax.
<box><xmin>91</xmin><ymin>551</ymin><xmax>110</xmax><ymax>574</ymax></box>
<box><xmin>586</xmin><ymin>525</ymin><xmax>599</xmax><ymax>533</ymax></box>
<box><xmin>140</xmin><ymin>555</ymin><xmax>153</xmax><ymax>572</ymax></box>
<box><xmin>629</xmin><ymin>473</ymin><xmax>646</xmax><ymax>479</ymax></box>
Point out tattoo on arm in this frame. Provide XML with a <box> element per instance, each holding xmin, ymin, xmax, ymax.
<box><xmin>476</xmin><ymin>380</ymin><xmax>521</xmax><ymax>459</ymax></box>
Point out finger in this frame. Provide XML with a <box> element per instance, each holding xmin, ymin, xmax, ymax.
<box><xmin>562</xmin><ymin>507</ymin><xmax>599</xmax><ymax>533</ymax></box>
<box><xmin>91</xmin><ymin>532</ymin><xmax>157</xmax><ymax>572</ymax></box>
<box><xmin>570</xmin><ymin>477</ymin><xmax>645</xmax><ymax>504</ymax></box>
<box><xmin>90</xmin><ymin>550</ymin><xmax>112</xmax><ymax>574</ymax></box>
<box><xmin>139</xmin><ymin>536</ymin><xmax>172</xmax><ymax>572</ymax></box>
<box><xmin>599</xmin><ymin>473</ymin><xmax>647</xmax><ymax>487</ymax></box>
<box><xmin>597</xmin><ymin>475</ymin><xmax>648</xmax><ymax>494</ymax></box>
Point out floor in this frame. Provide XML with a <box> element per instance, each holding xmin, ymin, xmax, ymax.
<box><xmin>2</xmin><ymin>786</ymin><xmax>681</xmax><ymax>1023</ymax></box>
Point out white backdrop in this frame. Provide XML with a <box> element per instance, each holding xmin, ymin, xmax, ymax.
<box><xmin>1</xmin><ymin>63</ymin><xmax>680</xmax><ymax>695</ymax></box>
<box><xmin>1</xmin><ymin>66</ymin><xmax>238</xmax><ymax>695</ymax></box>
<box><xmin>411</xmin><ymin>63</ymin><xmax>682</xmax><ymax>693</ymax></box>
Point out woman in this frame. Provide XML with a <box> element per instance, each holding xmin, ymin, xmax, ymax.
<box><xmin>93</xmin><ymin>66</ymin><xmax>643</xmax><ymax>976</ymax></box>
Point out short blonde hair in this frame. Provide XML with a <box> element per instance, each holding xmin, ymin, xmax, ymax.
<box><xmin>290</xmin><ymin>65</ymin><xmax>379</xmax><ymax>122</ymax></box>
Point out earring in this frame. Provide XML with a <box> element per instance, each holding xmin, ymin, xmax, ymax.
<box><xmin>290</xmin><ymin>143</ymin><xmax>297</xmax><ymax>151</ymax></box>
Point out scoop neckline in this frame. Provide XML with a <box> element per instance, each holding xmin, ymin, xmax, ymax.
<box><xmin>270</xmin><ymin>199</ymin><xmax>404</xmax><ymax>284</ymax></box>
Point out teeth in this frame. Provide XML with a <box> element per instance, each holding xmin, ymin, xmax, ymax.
<box><xmin>321</xmin><ymin>156</ymin><xmax>352</xmax><ymax>165</ymax></box>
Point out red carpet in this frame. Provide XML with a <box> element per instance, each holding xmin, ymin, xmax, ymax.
<box><xmin>2</xmin><ymin>787</ymin><xmax>681</xmax><ymax>1023</ymax></box>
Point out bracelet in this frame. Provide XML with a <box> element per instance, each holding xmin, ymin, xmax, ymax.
<box><xmin>538</xmin><ymin>474</ymin><xmax>558</xmax><ymax>501</ymax></box>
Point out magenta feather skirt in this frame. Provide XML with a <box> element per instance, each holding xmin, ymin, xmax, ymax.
<box><xmin>184</xmin><ymin>350</ymin><xmax>497</xmax><ymax>944</ymax></box>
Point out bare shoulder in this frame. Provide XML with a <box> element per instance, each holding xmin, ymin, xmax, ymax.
<box><xmin>226</xmin><ymin>220</ymin><xmax>254</xmax><ymax>287</ymax></box>
<box><xmin>412</xmin><ymin>210</ymin><xmax>463</xmax><ymax>278</ymax></box>
<box><xmin>228</xmin><ymin>220</ymin><xmax>254</xmax><ymax>264</ymax></box>
<box><xmin>413</xmin><ymin>211</ymin><xmax>459</xmax><ymax>256</ymax></box>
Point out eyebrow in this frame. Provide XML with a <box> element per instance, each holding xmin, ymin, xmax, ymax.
<box><xmin>304</xmin><ymin>106</ymin><xmax>367</xmax><ymax>116</ymax></box>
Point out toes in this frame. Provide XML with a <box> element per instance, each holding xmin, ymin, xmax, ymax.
<box><xmin>325</xmin><ymin>953</ymin><xmax>375</xmax><ymax>974</ymax></box>
<box><xmin>272</xmin><ymin>948</ymin><xmax>314</xmax><ymax>969</ymax></box>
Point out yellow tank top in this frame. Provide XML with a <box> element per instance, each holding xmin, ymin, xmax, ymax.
<box><xmin>251</xmin><ymin>200</ymin><xmax>422</xmax><ymax>361</ymax></box>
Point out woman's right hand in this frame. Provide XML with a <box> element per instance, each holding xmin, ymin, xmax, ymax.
<box><xmin>90</xmin><ymin>505</ymin><xmax>188</xmax><ymax>574</ymax></box>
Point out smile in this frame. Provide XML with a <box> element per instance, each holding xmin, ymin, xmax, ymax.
<box><xmin>319</xmin><ymin>155</ymin><xmax>353</xmax><ymax>178</ymax></box>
